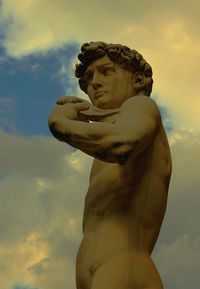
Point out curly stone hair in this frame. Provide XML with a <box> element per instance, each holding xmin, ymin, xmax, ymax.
<box><xmin>75</xmin><ymin>41</ymin><xmax>153</xmax><ymax>96</ymax></box>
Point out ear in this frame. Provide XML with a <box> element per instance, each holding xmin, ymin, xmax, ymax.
<box><xmin>133</xmin><ymin>72</ymin><xmax>146</xmax><ymax>93</ymax></box>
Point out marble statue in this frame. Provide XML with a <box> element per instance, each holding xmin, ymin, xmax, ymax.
<box><xmin>48</xmin><ymin>42</ymin><xmax>172</xmax><ymax>289</ymax></box>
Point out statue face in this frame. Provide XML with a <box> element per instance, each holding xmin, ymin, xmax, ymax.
<box><xmin>85</xmin><ymin>55</ymin><xmax>136</xmax><ymax>109</ymax></box>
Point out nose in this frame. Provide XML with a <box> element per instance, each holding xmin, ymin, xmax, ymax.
<box><xmin>91</xmin><ymin>70</ymin><xmax>102</xmax><ymax>90</ymax></box>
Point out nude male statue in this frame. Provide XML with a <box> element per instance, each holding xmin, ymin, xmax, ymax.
<box><xmin>48</xmin><ymin>42</ymin><xmax>172</xmax><ymax>289</ymax></box>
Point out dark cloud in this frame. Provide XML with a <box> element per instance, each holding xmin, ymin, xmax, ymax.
<box><xmin>152</xmin><ymin>129</ymin><xmax>200</xmax><ymax>289</ymax></box>
<box><xmin>0</xmin><ymin>131</ymin><xmax>72</xmax><ymax>179</ymax></box>
<box><xmin>0</xmin><ymin>131</ymin><xmax>91</xmax><ymax>288</ymax></box>
<box><xmin>0</xmin><ymin>127</ymin><xmax>199</xmax><ymax>288</ymax></box>
<box><xmin>155</xmin><ymin>129</ymin><xmax>200</xmax><ymax>246</ymax></box>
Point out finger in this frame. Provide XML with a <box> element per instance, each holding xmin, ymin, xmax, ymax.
<box><xmin>75</xmin><ymin>103</ymin><xmax>90</xmax><ymax>112</ymax></box>
<box><xmin>56</xmin><ymin>96</ymin><xmax>77</xmax><ymax>105</ymax></box>
<box><xmin>79</xmin><ymin>107</ymin><xmax>103</xmax><ymax>116</ymax></box>
<box><xmin>56</xmin><ymin>96</ymin><xmax>84</xmax><ymax>105</ymax></box>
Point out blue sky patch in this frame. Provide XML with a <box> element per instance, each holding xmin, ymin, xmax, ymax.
<box><xmin>0</xmin><ymin>43</ymin><xmax>79</xmax><ymax>136</ymax></box>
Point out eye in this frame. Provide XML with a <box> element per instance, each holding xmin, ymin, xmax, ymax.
<box><xmin>102</xmin><ymin>67</ymin><xmax>114</xmax><ymax>75</ymax></box>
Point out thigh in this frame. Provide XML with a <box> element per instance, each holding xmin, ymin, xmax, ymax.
<box><xmin>76</xmin><ymin>245</ymin><xmax>92</xmax><ymax>289</ymax></box>
<box><xmin>76</xmin><ymin>262</ymin><xmax>92</xmax><ymax>289</ymax></box>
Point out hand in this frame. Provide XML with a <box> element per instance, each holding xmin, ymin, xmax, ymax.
<box><xmin>56</xmin><ymin>96</ymin><xmax>93</xmax><ymax>121</ymax></box>
<box><xmin>48</xmin><ymin>97</ymin><xmax>90</xmax><ymax>135</ymax></box>
<box><xmin>56</xmin><ymin>96</ymin><xmax>91</xmax><ymax>107</ymax></box>
<box><xmin>56</xmin><ymin>96</ymin><xmax>103</xmax><ymax>121</ymax></box>
<box><xmin>54</xmin><ymin>96</ymin><xmax>120</xmax><ymax>122</ymax></box>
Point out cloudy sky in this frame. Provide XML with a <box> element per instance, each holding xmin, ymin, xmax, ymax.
<box><xmin>0</xmin><ymin>1</ymin><xmax>200</xmax><ymax>289</ymax></box>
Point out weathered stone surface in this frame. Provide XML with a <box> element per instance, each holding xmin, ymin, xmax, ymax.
<box><xmin>48</xmin><ymin>42</ymin><xmax>172</xmax><ymax>289</ymax></box>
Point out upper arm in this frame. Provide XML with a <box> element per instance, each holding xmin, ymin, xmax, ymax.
<box><xmin>103</xmin><ymin>96</ymin><xmax>161</xmax><ymax>161</ymax></box>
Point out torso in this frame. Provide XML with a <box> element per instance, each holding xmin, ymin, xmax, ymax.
<box><xmin>76</xmin><ymin>114</ymin><xmax>172</xmax><ymax>289</ymax></box>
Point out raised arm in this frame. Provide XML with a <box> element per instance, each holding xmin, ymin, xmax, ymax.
<box><xmin>48</xmin><ymin>96</ymin><xmax>161</xmax><ymax>164</ymax></box>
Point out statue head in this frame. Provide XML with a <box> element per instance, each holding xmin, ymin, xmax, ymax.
<box><xmin>75</xmin><ymin>42</ymin><xmax>153</xmax><ymax>107</ymax></box>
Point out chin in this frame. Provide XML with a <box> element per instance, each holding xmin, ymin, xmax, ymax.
<box><xmin>95</xmin><ymin>97</ymin><xmax>115</xmax><ymax>109</ymax></box>
<box><xmin>96</xmin><ymin>102</ymin><xmax>107</xmax><ymax>109</ymax></box>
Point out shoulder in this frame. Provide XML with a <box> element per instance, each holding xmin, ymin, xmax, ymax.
<box><xmin>120</xmin><ymin>95</ymin><xmax>161</xmax><ymax>122</ymax></box>
<box><xmin>122</xmin><ymin>95</ymin><xmax>159</xmax><ymax>112</ymax></box>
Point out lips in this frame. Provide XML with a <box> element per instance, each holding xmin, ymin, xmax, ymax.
<box><xmin>95</xmin><ymin>91</ymin><xmax>106</xmax><ymax>99</ymax></box>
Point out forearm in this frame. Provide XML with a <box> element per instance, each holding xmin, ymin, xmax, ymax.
<box><xmin>49</xmin><ymin>96</ymin><xmax>159</xmax><ymax>164</ymax></box>
<box><xmin>50</xmin><ymin>117</ymin><xmax>134</xmax><ymax>164</ymax></box>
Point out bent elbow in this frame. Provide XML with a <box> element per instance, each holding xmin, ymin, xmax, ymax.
<box><xmin>48</xmin><ymin>116</ymin><xmax>68</xmax><ymax>142</ymax></box>
<box><xmin>48</xmin><ymin>116</ymin><xmax>56</xmax><ymax>133</ymax></box>
<box><xmin>48</xmin><ymin>116</ymin><xmax>60</xmax><ymax>136</ymax></box>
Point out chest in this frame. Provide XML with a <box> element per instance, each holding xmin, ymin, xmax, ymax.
<box><xmin>89</xmin><ymin>159</ymin><xmax>127</xmax><ymax>185</ymax></box>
